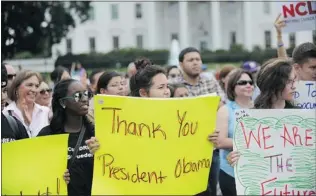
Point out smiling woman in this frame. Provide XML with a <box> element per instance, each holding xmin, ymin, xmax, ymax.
<box><xmin>37</xmin><ymin>78</ymin><xmax>95</xmax><ymax>196</ymax></box>
<box><xmin>3</xmin><ymin>70</ymin><xmax>51</xmax><ymax>137</ymax></box>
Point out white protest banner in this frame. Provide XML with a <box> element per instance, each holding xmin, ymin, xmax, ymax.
<box><xmin>277</xmin><ymin>1</ymin><xmax>316</xmax><ymax>33</ymax></box>
<box><xmin>293</xmin><ymin>81</ymin><xmax>316</xmax><ymax>109</ymax></box>
<box><xmin>233</xmin><ymin>109</ymin><xmax>315</xmax><ymax>195</ymax></box>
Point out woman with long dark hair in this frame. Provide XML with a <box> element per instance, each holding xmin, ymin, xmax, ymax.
<box><xmin>38</xmin><ymin>78</ymin><xmax>95</xmax><ymax>196</ymax></box>
<box><xmin>227</xmin><ymin>58</ymin><xmax>299</xmax><ymax>171</ymax></box>
<box><xmin>254</xmin><ymin>58</ymin><xmax>298</xmax><ymax>109</ymax></box>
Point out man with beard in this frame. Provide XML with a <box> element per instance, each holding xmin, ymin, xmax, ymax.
<box><xmin>170</xmin><ymin>47</ymin><xmax>225</xmax><ymax>196</ymax></box>
<box><xmin>174</xmin><ymin>47</ymin><xmax>225</xmax><ymax>101</ymax></box>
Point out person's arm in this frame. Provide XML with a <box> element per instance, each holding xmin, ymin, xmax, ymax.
<box><xmin>215</xmin><ymin>105</ymin><xmax>233</xmax><ymax>149</ymax></box>
<box><xmin>274</xmin><ymin>13</ymin><xmax>287</xmax><ymax>58</ymax></box>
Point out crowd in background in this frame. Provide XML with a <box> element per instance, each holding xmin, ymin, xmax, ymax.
<box><xmin>1</xmin><ymin>15</ymin><xmax>316</xmax><ymax>196</ymax></box>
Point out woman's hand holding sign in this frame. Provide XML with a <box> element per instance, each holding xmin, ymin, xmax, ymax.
<box><xmin>86</xmin><ymin>137</ymin><xmax>100</xmax><ymax>154</ymax></box>
<box><xmin>63</xmin><ymin>169</ymin><xmax>70</xmax><ymax>184</ymax></box>
<box><xmin>208</xmin><ymin>129</ymin><xmax>220</xmax><ymax>148</ymax></box>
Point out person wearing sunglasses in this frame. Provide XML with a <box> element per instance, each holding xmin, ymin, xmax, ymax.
<box><xmin>38</xmin><ymin>78</ymin><xmax>95</xmax><ymax>196</ymax></box>
<box><xmin>2</xmin><ymin>63</ymin><xmax>17</xmax><ymax>106</ymax></box>
<box><xmin>35</xmin><ymin>81</ymin><xmax>52</xmax><ymax>107</ymax></box>
<box><xmin>1</xmin><ymin>64</ymin><xmax>29</xmax><ymax>143</ymax></box>
<box><xmin>226</xmin><ymin>58</ymin><xmax>300</xmax><ymax>183</ymax></box>
<box><xmin>208</xmin><ymin>69</ymin><xmax>254</xmax><ymax>196</ymax></box>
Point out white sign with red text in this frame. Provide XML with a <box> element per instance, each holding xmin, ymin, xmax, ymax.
<box><xmin>233</xmin><ymin>109</ymin><xmax>316</xmax><ymax>196</ymax></box>
<box><xmin>278</xmin><ymin>1</ymin><xmax>316</xmax><ymax>32</ymax></box>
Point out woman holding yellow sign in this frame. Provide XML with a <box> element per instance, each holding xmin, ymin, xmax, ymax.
<box><xmin>38</xmin><ymin>78</ymin><xmax>96</xmax><ymax>196</ymax></box>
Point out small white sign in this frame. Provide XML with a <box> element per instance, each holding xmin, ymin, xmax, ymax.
<box><xmin>278</xmin><ymin>1</ymin><xmax>316</xmax><ymax>33</ymax></box>
<box><xmin>293</xmin><ymin>81</ymin><xmax>316</xmax><ymax>109</ymax></box>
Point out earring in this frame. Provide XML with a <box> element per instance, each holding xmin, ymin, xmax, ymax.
<box><xmin>62</xmin><ymin>105</ymin><xmax>66</xmax><ymax>109</ymax></box>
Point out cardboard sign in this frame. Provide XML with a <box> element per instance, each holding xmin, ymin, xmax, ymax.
<box><xmin>92</xmin><ymin>95</ymin><xmax>220</xmax><ymax>195</ymax></box>
<box><xmin>293</xmin><ymin>81</ymin><xmax>316</xmax><ymax>109</ymax></box>
<box><xmin>278</xmin><ymin>1</ymin><xmax>316</xmax><ymax>32</ymax></box>
<box><xmin>233</xmin><ymin>109</ymin><xmax>315</xmax><ymax>195</ymax></box>
<box><xmin>2</xmin><ymin>135</ymin><xmax>69</xmax><ymax>195</ymax></box>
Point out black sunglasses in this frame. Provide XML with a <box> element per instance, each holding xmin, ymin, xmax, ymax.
<box><xmin>236</xmin><ymin>80</ymin><xmax>254</xmax><ymax>86</ymax></box>
<box><xmin>62</xmin><ymin>90</ymin><xmax>92</xmax><ymax>102</ymax></box>
<box><xmin>7</xmin><ymin>74</ymin><xmax>16</xmax><ymax>80</ymax></box>
<box><xmin>39</xmin><ymin>88</ymin><xmax>52</xmax><ymax>95</ymax></box>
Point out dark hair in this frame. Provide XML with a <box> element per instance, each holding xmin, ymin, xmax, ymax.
<box><xmin>96</xmin><ymin>71</ymin><xmax>121</xmax><ymax>94</ymax></box>
<box><xmin>178</xmin><ymin>47</ymin><xmax>200</xmax><ymax>62</ymax></box>
<box><xmin>226</xmin><ymin>69</ymin><xmax>254</xmax><ymax>101</ymax></box>
<box><xmin>50</xmin><ymin>66</ymin><xmax>69</xmax><ymax>84</ymax></box>
<box><xmin>130</xmin><ymin>65</ymin><xmax>166</xmax><ymax>97</ymax></box>
<box><xmin>134</xmin><ymin>57</ymin><xmax>153</xmax><ymax>71</ymax></box>
<box><xmin>166</xmin><ymin>65</ymin><xmax>178</xmax><ymax>76</ymax></box>
<box><xmin>1</xmin><ymin>63</ymin><xmax>8</xmax><ymax>85</ymax></box>
<box><xmin>292</xmin><ymin>42</ymin><xmax>316</xmax><ymax>64</ymax></box>
<box><xmin>218</xmin><ymin>65</ymin><xmax>236</xmax><ymax>90</ymax></box>
<box><xmin>89</xmin><ymin>69</ymin><xmax>104</xmax><ymax>85</ymax></box>
<box><xmin>50</xmin><ymin>79</ymin><xmax>93</xmax><ymax>134</ymax></box>
<box><xmin>169</xmin><ymin>83</ymin><xmax>187</xmax><ymax>97</ymax></box>
<box><xmin>254</xmin><ymin>58</ymin><xmax>294</xmax><ymax>109</ymax></box>
<box><xmin>9</xmin><ymin>70</ymin><xmax>42</xmax><ymax>102</ymax></box>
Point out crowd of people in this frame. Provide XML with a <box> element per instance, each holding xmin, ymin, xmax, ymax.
<box><xmin>1</xmin><ymin>15</ymin><xmax>316</xmax><ymax>196</ymax></box>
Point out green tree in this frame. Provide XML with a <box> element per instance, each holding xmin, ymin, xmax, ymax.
<box><xmin>1</xmin><ymin>1</ymin><xmax>91</xmax><ymax>59</ymax></box>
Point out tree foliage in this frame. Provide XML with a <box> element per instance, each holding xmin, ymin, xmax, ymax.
<box><xmin>1</xmin><ymin>1</ymin><xmax>91</xmax><ymax>60</ymax></box>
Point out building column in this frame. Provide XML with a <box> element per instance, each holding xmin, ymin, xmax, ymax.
<box><xmin>179</xmin><ymin>1</ymin><xmax>189</xmax><ymax>49</ymax></box>
<box><xmin>147</xmin><ymin>2</ymin><xmax>157</xmax><ymax>50</ymax></box>
<box><xmin>211</xmin><ymin>1</ymin><xmax>221</xmax><ymax>51</ymax></box>
<box><xmin>243</xmin><ymin>2</ymin><xmax>252</xmax><ymax>51</ymax></box>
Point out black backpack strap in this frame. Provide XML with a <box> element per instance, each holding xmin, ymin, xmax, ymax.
<box><xmin>4</xmin><ymin>111</ymin><xmax>19</xmax><ymax>136</ymax></box>
<box><xmin>68</xmin><ymin>123</ymin><xmax>86</xmax><ymax>168</ymax></box>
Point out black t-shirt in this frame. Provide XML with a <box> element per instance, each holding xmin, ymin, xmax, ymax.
<box><xmin>38</xmin><ymin>122</ymin><xmax>95</xmax><ymax>196</ymax></box>
<box><xmin>1</xmin><ymin>113</ymin><xmax>29</xmax><ymax>143</ymax></box>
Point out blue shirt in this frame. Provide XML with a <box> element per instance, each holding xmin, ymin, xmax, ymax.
<box><xmin>219</xmin><ymin>100</ymin><xmax>240</xmax><ymax>177</ymax></box>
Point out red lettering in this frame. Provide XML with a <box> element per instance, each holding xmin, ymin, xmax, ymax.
<box><xmin>282</xmin><ymin>1</ymin><xmax>316</xmax><ymax>18</ymax></box>
<box><xmin>309</xmin><ymin>190</ymin><xmax>316</xmax><ymax>195</ymax></box>
<box><xmin>262</xmin><ymin>126</ymin><xmax>274</xmax><ymax>150</ymax></box>
<box><xmin>240</xmin><ymin>121</ymin><xmax>261</xmax><ymax>148</ymax></box>
<box><xmin>292</xmin><ymin>126</ymin><xmax>303</xmax><ymax>146</ymax></box>
<box><xmin>305</xmin><ymin>129</ymin><xmax>313</xmax><ymax>146</ymax></box>
<box><xmin>283</xmin><ymin>4</ymin><xmax>295</xmax><ymax>18</ymax></box>
<box><xmin>281</xmin><ymin>124</ymin><xmax>294</xmax><ymax>147</ymax></box>
<box><xmin>296</xmin><ymin>2</ymin><xmax>308</xmax><ymax>16</ymax></box>
<box><xmin>261</xmin><ymin>177</ymin><xmax>277</xmax><ymax>196</ymax></box>
<box><xmin>283</xmin><ymin>184</ymin><xmax>291</xmax><ymax>196</ymax></box>
<box><xmin>308</xmin><ymin>1</ymin><xmax>316</xmax><ymax>15</ymax></box>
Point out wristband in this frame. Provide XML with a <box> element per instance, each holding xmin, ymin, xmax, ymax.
<box><xmin>278</xmin><ymin>43</ymin><xmax>284</xmax><ymax>48</ymax></box>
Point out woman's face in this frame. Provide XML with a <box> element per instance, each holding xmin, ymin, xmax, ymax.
<box><xmin>174</xmin><ymin>87</ymin><xmax>189</xmax><ymax>97</ymax></box>
<box><xmin>146</xmin><ymin>73</ymin><xmax>171</xmax><ymax>98</ymax></box>
<box><xmin>35</xmin><ymin>82</ymin><xmax>52</xmax><ymax>107</ymax></box>
<box><xmin>168</xmin><ymin>68</ymin><xmax>181</xmax><ymax>80</ymax></box>
<box><xmin>281</xmin><ymin>69</ymin><xmax>297</xmax><ymax>101</ymax></box>
<box><xmin>102</xmin><ymin>76</ymin><xmax>125</xmax><ymax>96</ymax></box>
<box><xmin>17</xmin><ymin>76</ymin><xmax>40</xmax><ymax>104</ymax></box>
<box><xmin>234</xmin><ymin>73</ymin><xmax>254</xmax><ymax>99</ymax></box>
<box><xmin>63</xmin><ymin>81</ymin><xmax>89</xmax><ymax>116</ymax></box>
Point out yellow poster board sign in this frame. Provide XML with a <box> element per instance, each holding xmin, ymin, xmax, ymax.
<box><xmin>2</xmin><ymin>134</ymin><xmax>69</xmax><ymax>195</ymax></box>
<box><xmin>92</xmin><ymin>95</ymin><xmax>220</xmax><ymax>195</ymax></box>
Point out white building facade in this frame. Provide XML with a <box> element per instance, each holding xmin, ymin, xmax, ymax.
<box><xmin>52</xmin><ymin>1</ymin><xmax>315</xmax><ymax>57</ymax></box>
